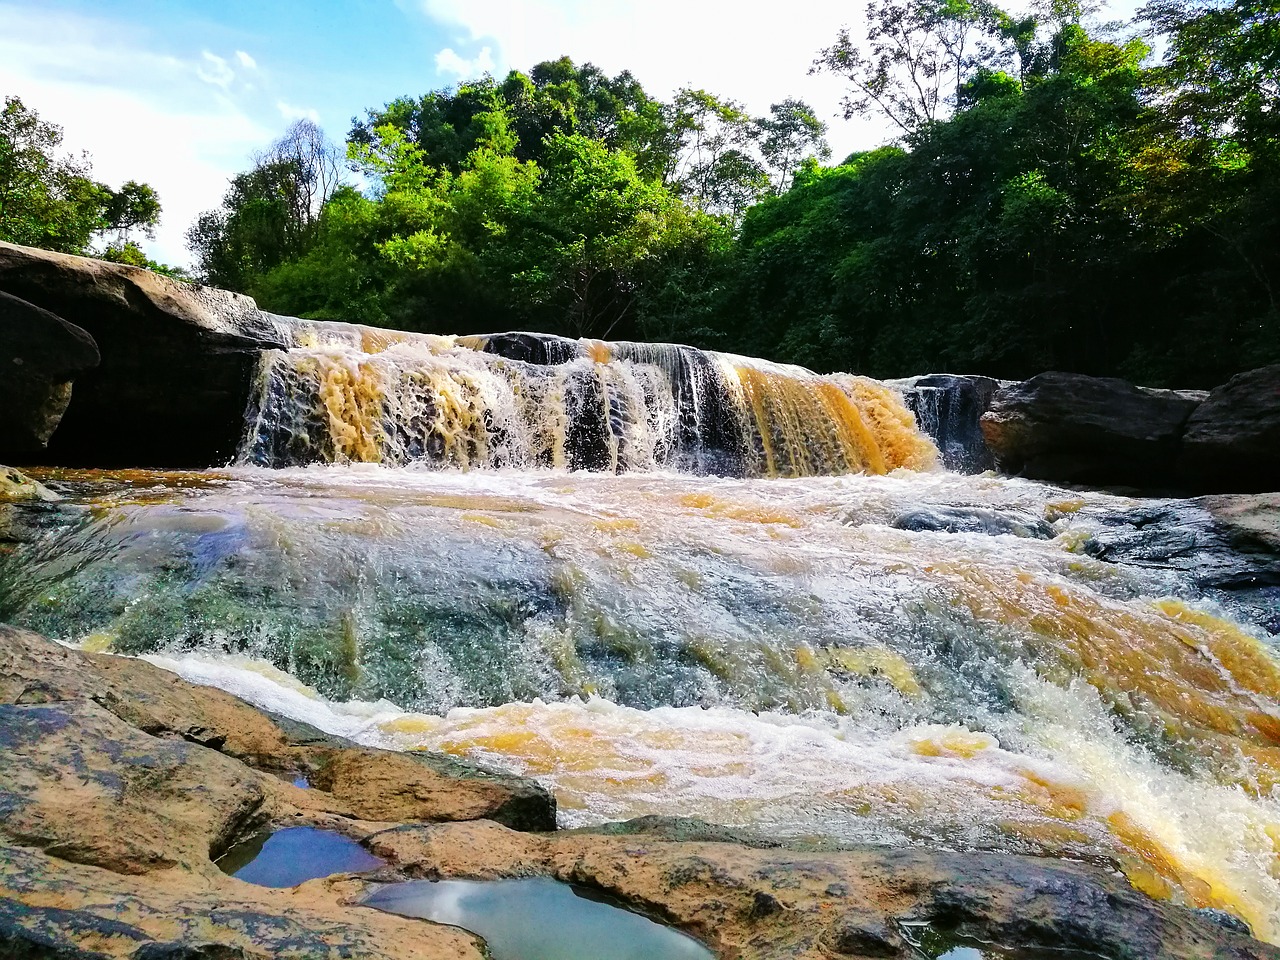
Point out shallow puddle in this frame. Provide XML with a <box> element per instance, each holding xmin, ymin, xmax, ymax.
<box><xmin>217</xmin><ymin>826</ymin><xmax>384</xmax><ymax>887</ymax></box>
<box><xmin>364</xmin><ymin>877</ymin><xmax>714</xmax><ymax>960</ymax></box>
<box><xmin>900</xmin><ymin>921</ymin><xmax>1104</xmax><ymax>959</ymax></box>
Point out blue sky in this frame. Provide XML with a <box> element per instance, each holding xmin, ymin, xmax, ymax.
<box><xmin>2</xmin><ymin>0</ymin><xmax>1141</xmax><ymax>267</ymax></box>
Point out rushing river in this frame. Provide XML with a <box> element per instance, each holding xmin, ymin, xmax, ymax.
<box><xmin>1</xmin><ymin>327</ymin><xmax>1277</xmax><ymax>941</ymax></box>
<box><xmin>2</xmin><ymin>464</ymin><xmax>1279</xmax><ymax>940</ymax></box>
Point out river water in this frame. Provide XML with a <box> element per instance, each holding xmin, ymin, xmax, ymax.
<box><xmin>3</xmin><ymin>464</ymin><xmax>1278</xmax><ymax>939</ymax></box>
<box><xmin>1</xmin><ymin>331</ymin><xmax>1278</xmax><ymax>939</ymax></box>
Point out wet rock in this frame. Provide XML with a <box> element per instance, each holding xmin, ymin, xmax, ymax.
<box><xmin>0</xmin><ymin>845</ymin><xmax>484</xmax><ymax>959</ymax></box>
<box><xmin>467</xmin><ymin>331</ymin><xmax>584</xmax><ymax>365</ymax></box>
<box><xmin>365</xmin><ymin>818</ymin><xmax>1280</xmax><ymax>960</ymax></box>
<box><xmin>980</xmin><ymin>371</ymin><xmax>1201</xmax><ymax>489</ymax></box>
<box><xmin>0</xmin><ymin>290</ymin><xmax>99</xmax><ymax>454</ymax></box>
<box><xmin>892</xmin><ymin>505</ymin><xmax>1053</xmax><ymax>539</ymax></box>
<box><xmin>1181</xmin><ymin>364</ymin><xmax>1280</xmax><ymax>493</ymax></box>
<box><xmin>0</xmin><ymin>625</ymin><xmax>556</xmax><ymax>831</ymax></box>
<box><xmin>0</xmin><ymin>242</ymin><xmax>288</xmax><ymax>468</ymax></box>
<box><xmin>893</xmin><ymin>374</ymin><xmax>1002</xmax><ymax>473</ymax></box>
<box><xmin>821</xmin><ymin>910</ymin><xmax>904</xmax><ymax>956</ymax></box>
<box><xmin>0</xmin><ymin>465</ymin><xmax>60</xmax><ymax>503</ymax></box>
<box><xmin>312</xmin><ymin>748</ymin><xmax>556</xmax><ymax>832</ymax></box>
<box><xmin>2</xmin><ymin>627</ymin><xmax>1277</xmax><ymax>960</ymax></box>
<box><xmin>1081</xmin><ymin>497</ymin><xmax>1280</xmax><ymax>631</ymax></box>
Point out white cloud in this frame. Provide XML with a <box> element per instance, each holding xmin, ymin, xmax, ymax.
<box><xmin>277</xmin><ymin>100</ymin><xmax>321</xmax><ymax>124</ymax></box>
<box><xmin>235</xmin><ymin>50</ymin><xmax>257</xmax><ymax>70</ymax></box>
<box><xmin>416</xmin><ymin>0</ymin><xmax>894</xmax><ymax>158</ymax></box>
<box><xmin>196</xmin><ymin>50</ymin><xmax>235</xmax><ymax>89</ymax></box>
<box><xmin>434</xmin><ymin>45</ymin><xmax>496</xmax><ymax>79</ymax></box>
<box><xmin>0</xmin><ymin>4</ymin><xmax>274</xmax><ymax>267</ymax></box>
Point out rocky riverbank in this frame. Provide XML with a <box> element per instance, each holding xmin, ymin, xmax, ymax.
<box><xmin>2</xmin><ymin>625</ymin><xmax>1277</xmax><ymax>959</ymax></box>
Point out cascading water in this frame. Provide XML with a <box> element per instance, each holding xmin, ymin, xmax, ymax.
<box><xmin>1</xmin><ymin>330</ymin><xmax>1278</xmax><ymax>942</ymax></box>
<box><xmin>237</xmin><ymin>329</ymin><xmax>936</xmax><ymax>477</ymax></box>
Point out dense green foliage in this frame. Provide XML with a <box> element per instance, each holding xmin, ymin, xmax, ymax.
<box><xmin>189</xmin><ymin>60</ymin><xmax>823</xmax><ymax>341</ymax></box>
<box><xmin>7</xmin><ymin>0</ymin><xmax>1276</xmax><ymax>387</ymax></box>
<box><xmin>0</xmin><ymin>96</ymin><xmax>163</xmax><ymax>260</ymax></box>
<box><xmin>728</xmin><ymin>0</ymin><xmax>1280</xmax><ymax>385</ymax></box>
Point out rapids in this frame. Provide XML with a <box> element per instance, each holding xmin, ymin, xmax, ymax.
<box><xmin>2</xmin><ymin>465</ymin><xmax>1279</xmax><ymax>940</ymax></box>
<box><xmin>1</xmin><ymin>330</ymin><xmax>1278</xmax><ymax>942</ymax></box>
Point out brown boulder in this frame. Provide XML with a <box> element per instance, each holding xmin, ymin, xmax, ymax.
<box><xmin>980</xmin><ymin>370</ymin><xmax>1201</xmax><ymax>488</ymax></box>
<box><xmin>1182</xmin><ymin>364</ymin><xmax>1280</xmax><ymax>493</ymax></box>
<box><xmin>0</xmin><ymin>289</ymin><xmax>99</xmax><ymax>453</ymax></box>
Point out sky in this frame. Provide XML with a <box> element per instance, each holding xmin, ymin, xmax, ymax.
<box><xmin>1</xmin><ymin>0</ymin><xmax>1140</xmax><ymax>268</ymax></box>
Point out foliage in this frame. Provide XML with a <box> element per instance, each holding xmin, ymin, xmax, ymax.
<box><xmin>186</xmin><ymin>119</ymin><xmax>345</xmax><ymax>291</ymax></box>
<box><xmin>0</xmin><ymin>96</ymin><xmax>161</xmax><ymax>256</ymax></box>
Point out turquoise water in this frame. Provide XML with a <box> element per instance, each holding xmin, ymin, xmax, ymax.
<box><xmin>217</xmin><ymin>826</ymin><xmax>384</xmax><ymax>887</ymax></box>
<box><xmin>364</xmin><ymin>877</ymin><xmax>714</xmax><ymax>960</ymax></box>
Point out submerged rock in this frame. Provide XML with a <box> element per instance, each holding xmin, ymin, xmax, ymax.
<box><xmin>0</xmin><ymin>289</ymin><xmax>99</xmax><ymax>453</ymax></box>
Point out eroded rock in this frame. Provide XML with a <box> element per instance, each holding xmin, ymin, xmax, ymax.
<box><xmin>0</xmin><ymin>290</ymin><xmax>99</xmax><ymax>453</ymax></box>
<box><xmin>1182</xmin><ymin>365</ymin><xmax>1280</xmax><ymax>493</ymax></box>
<box><xmin>2</xmin><ymin>626</ymin><xmax>1277</xmax><ymax>960</ymax></box>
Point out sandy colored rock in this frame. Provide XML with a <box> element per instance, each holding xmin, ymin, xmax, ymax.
<box><xmin>364</xmin><ymin>819</ymin><xmax>1280</xmax><ymax>960</ymax></box>
<box><xmin>0</xmin><ymin>465</ymin><xmax>59</xmax><ymax>502</ymax></box>
<box><xmin>315</xmin><ymin>748</ymin><xmax>557</xmax><ymax>832</ymax></box>
<box><xmin>0</xmin><ymin>844</ymin><xmax>485</xmax><ymax>959</ymax></box>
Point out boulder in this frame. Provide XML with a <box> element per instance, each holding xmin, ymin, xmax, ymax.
<box><xmin>0</xmin><ymin>465</ymin><xmax>59</xmax><ymax>502</ymax></box>
<box><xmin>1181</xmin><ymin>364</ymin><xmax>1280</xmax><ymax>493</ymax></box>
<box><xmin>980</xmin><ymin>371</ymin><xmax>1201</xmax><ymax>488</ymax></box>
<box><xmin>0</xmin><ymin>241</ymin><xmax>290</xmax><ymax>468</ymax></box>
<box><xmin>892</xmin><ymin>373</ymin><xmax>1002</xmax><ymax>473</ymax></box>
<box><xmin>0</xmin><ymin>290</ymin><xmax>99</xmax><ymax>452</ymax></box>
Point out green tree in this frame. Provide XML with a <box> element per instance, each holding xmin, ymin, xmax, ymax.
<box><xmin>0</xmin><ymin>95</ymin><xmax>109</xmax><ymax>253</ymax></box>
<box><xmin>186</xmin><ymin>120</ymin><xmax>343</xmax><ymax>290</ymax></box>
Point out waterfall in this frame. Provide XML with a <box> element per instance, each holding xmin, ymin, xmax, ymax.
<box><xmin>238</xmin><ymin>329</ymin><xmax>938</xmax><ymax>478</ymax></box>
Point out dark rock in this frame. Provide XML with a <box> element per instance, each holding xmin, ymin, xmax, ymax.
<box><xmin>1181</xmin><ymin>364</ymin><xmax>1280</xmax><ymax>493</ymax></box>
<box><xmin>822</xmin><ymin>910</ymin><xmax>905</xmax><ymax>956</ymax></box>
<box><xmin>468</xmin><ymin>331</ymin><xmax>583</xmax><ymax>365</ymax></box>
<box><xmin>892</xmin><ymin>505</ymin><xmax>1053</xmax><ymax>539</ymax></box>
<box><xmin>0</xmin><ymin>290</ymin><xmax>99</xmax><ymax>453</ymax></box>
<box><xmin>980</xmin><ymin>371</ymin><xmax>1201</xmax><ymax>488</ymax></box>
<box><xmin>0</xmin><ymin>241</ymin><xmax>288</xmax><ymax>468</ymax></box>
<box><xmin>894</xmin><ymin>374</ymin><xmax>1001</xmax><ymax>473</ymax></box>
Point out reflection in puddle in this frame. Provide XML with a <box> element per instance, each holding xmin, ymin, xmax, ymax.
<box><xmin>364</xmin><ymin>877</ymin><xmax>714</xmax><ymax>960</ymax></box>
<box><xmin>899</xmin><ymin>921</ymin><xmax>1104</xmax><ymax>959</ymax></box>
<box><xmin>217</xmin><ymin>827</ymin><xmax>384</xmax><ymax>887</ymax></box>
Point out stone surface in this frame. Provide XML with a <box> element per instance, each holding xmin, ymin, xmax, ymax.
<box><xmin>362</xmin><ymin>818</ymin><xmax>1280</xmax><ymax>960</ymax></box>
<box><xmin>1</xmin><ymin>626</ymin><xmax>1275</xmax><ymax>959</ymax></box>
<box><xmin>980</xmin><ymin>370</ymin><xmax>1202</xmax><ymax>488</ymax></box>
<box><xmin>0</xmin><ymin>242</ymin><xmax>288</xmax><ymax>468</ymax></box>
<box><xmin>0</xmin><ymin>466</ymin><xmax>59</xmax><ymax>503</ymax></box>
<box><xmin>1182</xmin><ymin>364</ymin><xmax>1280</xmax><ymax>493</ymax></box>
<box><xmin>893</xmin><ymin>373</ymin><xmax>1002</xmax><ymax>473</ymax></box>
<box><xmin>0</xmin><ymin>290</ymin><xmax>99</xmax><ymax>453</ymax></box>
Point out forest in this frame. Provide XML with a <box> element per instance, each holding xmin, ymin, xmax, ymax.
<box><xmin>2</xmin><ymin>0</ymin><xmax>1276</xmax><ymax>387</ymax></box>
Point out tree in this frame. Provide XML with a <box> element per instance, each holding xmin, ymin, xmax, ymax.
<box><xmin>103</xmin><ymin>180</ymin><xmax>161</xmax><ymax>246</ymax></box>
<box><xmin>0</xmin><ymin>95</ymin><xmax>109</xmax><ymax>253</ymax></box>
<box><xmin>186</xmin><ymin>120</ymin><xmax>343</xmax><ymax>290</ymax></box>
<box><xmin>757</xmin><ymin>99</ymin><xmax>833</xmax><ymax>193</ymax></box>
<box><xmin>812</xmin><ymin>0</ymin><xmax>1009</xmax><ymax>134</ymax></box>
